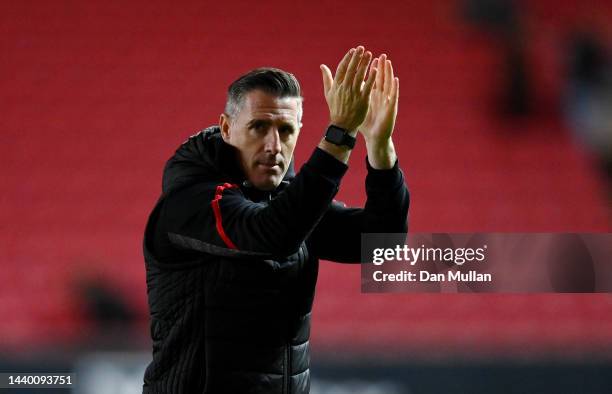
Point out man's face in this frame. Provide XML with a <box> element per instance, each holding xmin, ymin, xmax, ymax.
<box><xmin>220</xmin><ymin>90</ymin><xmax>302</xmax><ymax>191</ymax></box>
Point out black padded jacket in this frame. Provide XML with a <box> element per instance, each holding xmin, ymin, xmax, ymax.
<box><xmin>142</xmin><ymin>126</ymin><xmax>409</xmax><ymax>393</ymax></box>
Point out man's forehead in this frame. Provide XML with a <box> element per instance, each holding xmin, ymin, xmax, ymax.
<box><xmin>241</xmin><ymin>91</ymin><xmax>301</xmax><ymax>119</ymax></box>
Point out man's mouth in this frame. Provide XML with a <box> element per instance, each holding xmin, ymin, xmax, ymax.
<box><xmin>257</xmin><ymin>162</ymin><xmax>282</xmax><ymax>171</ymax></box>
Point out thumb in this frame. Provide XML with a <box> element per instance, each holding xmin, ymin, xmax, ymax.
<box><xmin>320</xmin><ymin>64</ymin><xmax>333</xmax><ymax>94</ymax></box>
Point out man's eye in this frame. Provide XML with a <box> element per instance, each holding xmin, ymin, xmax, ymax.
<box><xmin>279</xmin><ymin>126</ymin><xmax>294</xmax><ymax>134</ymax></box>
<box><xmin>251</xmin><ymin>122</ymin><xmax>266</xmax><ymax>131</ymax></box>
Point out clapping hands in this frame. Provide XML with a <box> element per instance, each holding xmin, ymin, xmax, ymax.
<box><xmin>320</xmin><ymin>46</ymin><xmax>377</xmax><ymax>133</ymax></box>
<box><xmin>358</xmin><ymin>53</ymin><xmax>399</xmax><ymax>145</ymax></box>
<box><xmin>320</xmin><ymin>46</ymin><xmax>399</xmax><ymax>168</ymax></box>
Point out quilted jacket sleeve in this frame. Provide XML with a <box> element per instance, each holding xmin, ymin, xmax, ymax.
<box><xmin>154</xmin><ymin>148</ymin><xmax>348</xmax><ymax>259</ymax></box>
<box><xmin>308</xmin><ymin>158</ymin><xmax>410</xmax><ymax>263</ymax></box>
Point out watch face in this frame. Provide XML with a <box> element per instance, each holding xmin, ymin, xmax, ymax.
<box><xmin>327</xmin><ymin>127</ymin><xmax>344</xmax><ymax>144</ymax></box>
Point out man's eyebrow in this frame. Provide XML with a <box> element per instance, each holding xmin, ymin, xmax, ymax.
<box><xmin>279</xmin><ymin>122</ymin><xmax>296</xmax><ymax>130</ymax></box>
<box><xmin>246</xmin><ymin>119</ymin><xmax>270</xmax><ymax>128</ymax></box>
<box><xmin>246</xmin><ymin>118</ymin><xmax>297</xmax><ymax>129</ymax></box>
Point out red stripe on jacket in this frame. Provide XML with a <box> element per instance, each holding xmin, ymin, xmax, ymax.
<box><xmin>211</xmin><ymin>183</ymin><xmax>239</xmax><ymax>249</ymax></box>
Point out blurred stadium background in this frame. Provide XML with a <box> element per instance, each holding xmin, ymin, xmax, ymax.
<box><xmin>1</xmin><ymin>0</ymin><xmax>612</xmax><ymax>393</ymax></box>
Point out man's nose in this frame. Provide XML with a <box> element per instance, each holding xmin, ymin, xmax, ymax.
<box><xmin>264</xmin><ymin>129</ymin><xmax>282</xmax><ymax>154</ymax></box>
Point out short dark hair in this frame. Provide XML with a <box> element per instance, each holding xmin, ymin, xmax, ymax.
<box><xmin>225</xmin><ymin>67</ymin><xmax>303</xmax><ymax>120</ymax></box>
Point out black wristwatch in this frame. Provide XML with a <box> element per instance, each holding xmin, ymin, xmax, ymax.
<box><xmin>324</xmin><ymin>125</ymin><xmax>356</xmax><ymax>149</ymax></box>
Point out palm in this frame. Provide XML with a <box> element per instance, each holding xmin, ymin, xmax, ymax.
<box><xmin>359</xmin><ymin>55</ymin><xmax>399</xmax><ymax>142</ymax></box>
<box><xmin>320</xmin><ymin>46</ymin><xmax>377</xmax><ymax>132</ymax></box>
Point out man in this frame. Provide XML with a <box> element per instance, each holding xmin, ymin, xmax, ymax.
<box><xmin>142</xmin><ymin>46</ymin><xmax>409</xmax><ymax>394</ymax></box>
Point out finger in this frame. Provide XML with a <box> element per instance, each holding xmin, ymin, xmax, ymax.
<box><xmin>391</xmin><ymin>77</ymin><xmax>400</xmax><ymax>106</ymax></box>
<box><xmin>343</xmin><ymin>46</ymin><xmax>364</xmax><ymax>86</ymax></box>
<box><xmin>363</xmin><ymin>62</ymin><xmax>378</xmax><ymax>96</ymax></box>
<box><xmin>369</xmin><ymin>58</ymin><xmax>379</xmax><ymax>89</ymax></box>
<box><xmin>334</xmin><ymin>48</ymin><xmax>355</xmax><ymax>84</ymax></box>
<box><xmin>353</xmin><ymin>51</ymin><xmax>372</xmax><ymax>91</ymax></box>
<box><xmin>376</xmin><ymin>54</ymin><xmax>386</xmax><ymax>91</ymax></box>
<box><xmin>384</xmin><ymin>60</ymin><xmax>394</xmax><ymax>95</ymax></box>
<box><xmin>320</xmin><ymin>64</ymin><xmax>333</xmax><ymax>94</ymax></box>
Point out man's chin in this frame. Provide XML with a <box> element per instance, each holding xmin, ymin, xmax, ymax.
<box><xmin>250</xmin><ymin>176</ymin><xmax>281</xmax><ymax>191</ymax></box>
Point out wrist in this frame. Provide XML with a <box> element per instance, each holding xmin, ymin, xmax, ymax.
<box><xmin>364</xmin><ymin>136</ymin><xmax>392</xmax><ymax>149</ymax></box>
<box><xmin>318</xmin><ymin>138</ymin><xmax>352</xmax><ymax>164</ymax></box>
<box><xmin>366</xmin><ymin>139</ymin><xmax>396</xmax><ymax>169</ymax></box>
<box><xmin>328</xmin><ymin>120</ymin><xmax>358</xmax><ymax>136</ymax></box>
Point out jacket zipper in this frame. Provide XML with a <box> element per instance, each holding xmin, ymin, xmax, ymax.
<box><xmin>285</xmin><ymin>342</ymin><xmax>291</xmax><ymax>394</ymax></box>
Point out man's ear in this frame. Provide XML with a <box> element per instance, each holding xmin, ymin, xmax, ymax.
<box><xmin>219</xmin><ymin>113</ymin><xmax>231</xmax><ymax>142</ymax></box>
